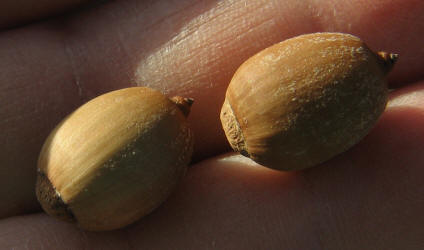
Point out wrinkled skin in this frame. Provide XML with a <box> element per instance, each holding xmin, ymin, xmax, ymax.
<box><xmin>1</xmin><ymin>0</ymin><xmax>424</xmax><ymax>249</ymax></box>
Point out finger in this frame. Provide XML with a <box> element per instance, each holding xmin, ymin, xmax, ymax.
<box><xmin>1</xmin><ymin>81</ymin><xmax>423</xmax><ymax>249</ymax></box>
<box><xmin>0</xmin><ymin>0</ymin><xmax>98</xmax><ymax>30</ymax></box>
<box><xmin>130</xmin><ymin>81</ymin><xmax>424</xmax><ymax>249</ymax></box>
<box><xmin>1</xmin><ymin>0</ymin><xmax>423</xmax><ymax>218</ymax></box>
<box><xmin>0</xmin><ymin>214</ymin><xmax>129</xmax><ymax>249</ymax></box>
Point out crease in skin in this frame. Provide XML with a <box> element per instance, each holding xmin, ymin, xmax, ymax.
<box><xmin>307</xmin><ymin>0</ymin><xmax>353</xmax><ymax>31</ymax></box>
<box><xmin>63</xmin><ymin>39</ymin><xmax>84</xmax><ymax>99</ymax></box>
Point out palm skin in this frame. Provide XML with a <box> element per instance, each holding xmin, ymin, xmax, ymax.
<box><xmin>0</xmin><ymin>0</ymin><xmax>423</xmax><ymax>249</ymax></box>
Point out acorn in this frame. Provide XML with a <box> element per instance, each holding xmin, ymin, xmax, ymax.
<box><xmin>36</xmin><ymin>87</ymin><xmax>194</xmax><ymax>231</ymax></box>
<box><xmin>220</xmin><ymin>32</ymin><xmax>398</xmax><ymax>171</ymax></box>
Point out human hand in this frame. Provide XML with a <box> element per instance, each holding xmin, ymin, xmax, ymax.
<box><xmin>1</xmin><ymin>0</ymin><xmax>423</xmax><ymax>249</ymax></box>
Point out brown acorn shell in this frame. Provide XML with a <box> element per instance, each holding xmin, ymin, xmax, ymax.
<box><xmin>221</xmin><ymin>32</ymin><xmax>397</xmax><ymax>171</ymax></box>
<box><xmin>36</xmin><ymin>87</ymin><xmax>193</xmax><ymax>231</ymax></box>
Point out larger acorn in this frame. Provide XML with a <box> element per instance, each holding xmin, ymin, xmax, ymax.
<box><xmin>36</xmin><ymin>87</ymin><xmax>194</xmax><ymax>231</ymax></box>
<box><xmin>220</xmin><ymin>32</ymin><xmax>397</xmax><ymax>171</ymax></box>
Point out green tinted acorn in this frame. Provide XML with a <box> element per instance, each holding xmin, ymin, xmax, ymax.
<box><xmin>36</xmin><ymin>87</ymin><xmax>194</xmax><ymax>231</ymax></box>
<box><xmin>220</xmin><ymin>32</ymin><xmax>397</xmax><ymax>171</ymax></box>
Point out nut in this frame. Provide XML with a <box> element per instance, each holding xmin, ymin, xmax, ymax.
<box><xmin>220</xmin><ymin>32</ymin><xmax>397</xmax><ymax>171</ymax></box>
<box><xmin>36</xmin><ymin>87</ymin><xmax>194</xmax><ymax>231</ymax></box>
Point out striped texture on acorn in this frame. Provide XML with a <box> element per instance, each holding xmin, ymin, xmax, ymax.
<box><xmin>36</xmin><ymin>87</ymin><xmax>194</xmax><ymax>231</ymax></box>
<box><xmin>220</xmin><ymin>32</ymin><xmax>397</xmax><ymax>171</ymax></box>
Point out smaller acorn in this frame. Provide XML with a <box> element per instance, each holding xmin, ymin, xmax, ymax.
<box><xmin>36</xmin><ymin>87</ymin><xmax>194</xmax><ymax>231</ymax></box>
<box><xmin>220</xmin><ymin>32</ymin><xmax>398</xmax><ymax>171</ymax></box>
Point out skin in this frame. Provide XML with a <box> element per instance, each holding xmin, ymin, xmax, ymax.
<box><xmin>0</xmin><ymin>0</ymin><xmax>94</xmax><ymax>29</ymax></box>
<box><xmin>0</xmin><ymin>0</ymin><xmax>423</xmax><ymax>249</ymax></box>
